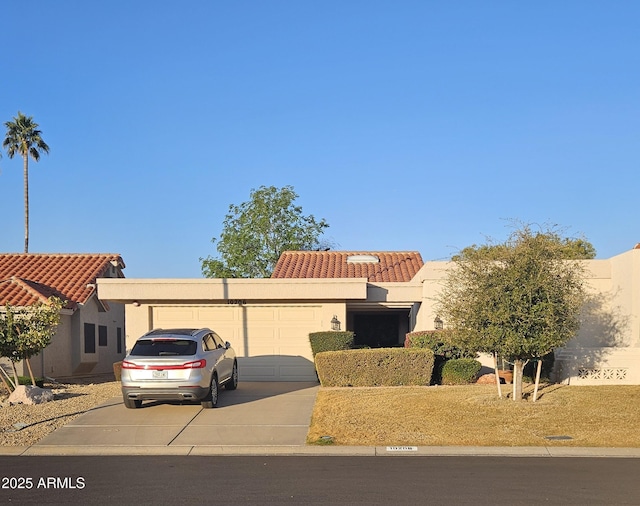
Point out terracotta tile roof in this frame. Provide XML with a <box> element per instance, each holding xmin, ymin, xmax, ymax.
<box><xmin>0</xmin><ymin>254</ymin><xmax>125</xmax><ymax>309</ymax></box>
<box><xmin>271</xmin><ymin>251</ymin><xmax>423</xmax><ymax>282</ymax></box>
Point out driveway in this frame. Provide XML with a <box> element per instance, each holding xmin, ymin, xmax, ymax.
<box><xmin>29</xmin><ymin>382</ymin><xmax>319</xmax><ymax>454</ymax></box>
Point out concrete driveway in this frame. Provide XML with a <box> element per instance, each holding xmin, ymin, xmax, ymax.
<box><xmin>28</xmin><ymin>382</ymin><xmax>319</xmax><ymax>454</ymax></box>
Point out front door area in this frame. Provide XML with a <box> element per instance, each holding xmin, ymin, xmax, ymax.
<box><xmin>349</xmin><ymin>310</ymin><xmax>410</xmax><ymax>348</ymax></box>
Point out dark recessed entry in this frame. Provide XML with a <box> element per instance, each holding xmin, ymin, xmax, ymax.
<box><xmin>351</xmin><ymin>311</ymin><xmax>408</xmax><ymax>348</ymax></box>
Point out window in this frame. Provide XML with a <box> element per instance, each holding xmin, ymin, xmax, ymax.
<box><xmin>117</xmin><ymin>328</ymin><xmax>122</xmax><ymax>354</ymax></box>
<box><xmin>84</xmin><ymin>323</ymin><xmax>96</xmax><ymax>354</ymax></box>
<box><xmin>203</xmin><ymin>334</ymin><xmax>216</xmax><ymax>351</ymax></box>
<box><xmin>99</xmin><ymin>325</ymin><xmax>108</xmax><ymax>347</ymax></box>
<box><xmin>212</xmin><ymin>333</ymin><xmax>226</xmax><ymax>349</ymax></box>
<box><xmin>130</xmin><ymin>339</ymin><xmax>197</xmax><ymax>357</ymax></box>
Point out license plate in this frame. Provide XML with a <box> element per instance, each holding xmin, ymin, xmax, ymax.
<box><xmin>152</xmin><ymin>370</ymin><xmax>168</xmax><ymax>379</ymax></box>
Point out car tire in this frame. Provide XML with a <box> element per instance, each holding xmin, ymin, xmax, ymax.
<box><xmin>123</xmin><ymin>396</ymin><xmax>142</xmax><ymax>409</ymax></box>
<box><xmin>226</xmin><ymin>361</ymin><xmax>238</xmax><ymax>390</ymax></box>
<box><xmin>201</xmin><ymin>374</ymin><xmax>218</xmax><ymax>408</ymax></box>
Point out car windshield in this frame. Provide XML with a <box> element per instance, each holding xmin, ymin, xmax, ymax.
<box><xmin>130</xmin><ymin>339</ymin><xmax>198</xmax><ymax>357</ymax></box>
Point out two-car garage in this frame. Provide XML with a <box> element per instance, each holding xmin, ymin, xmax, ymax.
<box><xmin>151</xmin><ymin>304</ymin><xmax>324</xmax><ymax>381</ymax></box>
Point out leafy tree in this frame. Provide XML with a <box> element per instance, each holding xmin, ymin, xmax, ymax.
<box><xmin>3</xmin><ymin>112</ymin><xmax>50</xmax><ymax>253</ymax></box>
<box><xmin>0</xmin><ymin>297</ymin><xmax>64</xmax><ymax>389</ymax></box>
<box><xmin>201</xmin><ymin>185</ymin><xmax>329</xmax><ymax>278</ymax></box>
<box><xmin>436</xmin><ymin>225</ymin><xmax>587</xmax><ymax>401</ymax></box>
<box><xmin>452</xmin><ymin>234</ymin><xmax>595</xmax><ymax>261</ymax></box>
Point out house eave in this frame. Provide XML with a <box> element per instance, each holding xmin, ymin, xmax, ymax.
<box><xmin>97</xmin><ymin>277</ymin><xmax>369</xmax><ymax>303</ymax></box>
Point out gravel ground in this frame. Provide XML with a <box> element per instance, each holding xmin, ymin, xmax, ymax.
<box><xmin>0</xmin><ymin>375</ymin><xmax>121</xmax><ymax>447</ymax></box>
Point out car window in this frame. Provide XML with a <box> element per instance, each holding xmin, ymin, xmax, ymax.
<box><xmin>202</xmin><ymin>334</ymin><xmax>216</xmax><ymax>351</ymax></box>
<box><xmin>212</xmin><ymin>333</ymin><xmax>226</xmax><ymax>349</ymax></box>
<box><xmin>130</xmin><ymin>339</ymin><xmax>197</xmax><ymax>356</ymax></box>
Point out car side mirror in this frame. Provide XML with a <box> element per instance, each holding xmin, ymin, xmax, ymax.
<box><xmin>225</xmin><ymin>341</ymin><xmax>231</xmax><ymax>349</ymax></box>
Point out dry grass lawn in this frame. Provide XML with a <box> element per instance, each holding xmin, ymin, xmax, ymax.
<box><xmin>307</xmin><ymin>383</ymin><xmax>640</xmax><ymax>447</ymax></box>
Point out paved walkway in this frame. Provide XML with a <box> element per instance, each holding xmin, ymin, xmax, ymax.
<box><xmin>1</xmin><ymin>381</ymin><xmax>639</xmax><ymax>457</ymax></box>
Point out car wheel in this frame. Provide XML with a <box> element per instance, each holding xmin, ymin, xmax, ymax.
<box><xmin>123</xmin><ymin>396</ymin><xmax>142</xmax><ymax>409</ymax></box>
<box><xmin>226</xmin><ymin>361</ymin><xmax>238</xmax><ymax>390</ymax></box>
<box><xmin>201</xmin><ymin>374</ymin><xmax>218</xmax><ymax>408</ymax></box>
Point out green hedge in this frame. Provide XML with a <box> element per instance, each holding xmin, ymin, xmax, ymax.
<box><xmin>315</xmin><ymin>348</ymin><xmax>435</xmax><ymax>387</ymax></box>
<box><xmin>441</xmin><ymin>358</ymin><xmax>482</xmax><ymax>385</ymax></box>
<box><xmin>16</xmin><ymin>376</ymin><xmax>45</xmax><ymax>388</ymax></box>
<box><xmin>404</xmin><ymin>330</ymin><xmax>474</xmax><ymax>359</ymax></box>
<box><xmin>309</xmin><ymin>331</ymin><xmax>355</xmax><ymax>357</ymax></box>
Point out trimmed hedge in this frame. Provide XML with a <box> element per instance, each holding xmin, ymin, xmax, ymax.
<box><xmin>441</xmin><ymin>358</ymin><xmax>482</xmax><ymax>385</ymax></box>
<box><xmin>404</xmin><ymin>330</ymin><xmax>473</xmax><ymax>359</ymax></box>
<box><xmin>15</xmin><ymin>376</ymin><xmax>45</xmax><ymax>388</ymax></box>
<box><xmin>309</xmin><ymin>331</ymin><xmax>355</xmax><ymax>357</ymax></box>
<box><xmin>315</xmin><ymin>348</ymin><xmax>435</xmax><ymax>387</ymax></box>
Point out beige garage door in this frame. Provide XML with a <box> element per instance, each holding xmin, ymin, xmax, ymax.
<box><xmin>152</xmin><ymin>305</ymin><xmax>321</xmax><ymax>381</ymax></box>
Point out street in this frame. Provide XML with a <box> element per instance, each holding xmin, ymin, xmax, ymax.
<box><xmin>1</xmin><ymin>456</ymin><xmax>639</xmax><ymax>505</ymax></box>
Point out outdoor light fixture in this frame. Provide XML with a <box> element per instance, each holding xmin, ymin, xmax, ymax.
<box><xmin>434</xmin><ymin>316</ymin><xmax>444</xmax><ymax>330</ymax></box>
<box><xmin>331</xmin><ymin>315</ymin><xmax>341</xmax><ymax>331</ymax></box>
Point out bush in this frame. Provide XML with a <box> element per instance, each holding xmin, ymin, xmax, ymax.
<box><xmin>523</xmin><ymin>352</ymin><xmax>555</xmax><ymax>381</ymax></box>
<box><xmin>404</xmin><ymin>330</ymin><xmax>474</xmax><ymax>359</ymax></box>
<box><xmin>441</xmin><ymin>358</ymin><xmax>482</xmax><ymax>385</ymax></box>
<box><xmin>18</xmin><ymin>376</ymin><xmax>45</xmax><ymax>388</ymax></box>
<box><xmin>315</xmin><ymin>348</ymin><xmax>435</xmax><ymax>387</ymax></box>
<box><xmin>309</xmin><ymin>331</ymin><xmax>355</xmax><ymax>357</ymax></box>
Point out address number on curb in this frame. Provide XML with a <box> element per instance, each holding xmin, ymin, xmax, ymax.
<box><xmin>386</xmin><ymin>446</ymin><xmax>418</xmax><ymax>452</ymax></box>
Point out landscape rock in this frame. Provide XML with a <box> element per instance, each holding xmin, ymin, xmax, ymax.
<box><xmin>476</xmin><ymin>373</ymin><xmax>499</xmax><ymax>384</ymax></box>
<box><xmin>8</xmin><ymin>385</ymin><xmax>54</xmax><ymax>405</ymax></box>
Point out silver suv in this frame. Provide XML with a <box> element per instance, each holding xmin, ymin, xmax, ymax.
<box><xmin>121</xmin><ymin>328</ymin><xmax>238</xmax><ymax>409</ymax></box>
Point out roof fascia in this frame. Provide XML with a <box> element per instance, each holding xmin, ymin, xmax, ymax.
<box><xmin>97</xmin><ymin>278</ymin><xmax>369</xmax><ymax>303</ymax></box>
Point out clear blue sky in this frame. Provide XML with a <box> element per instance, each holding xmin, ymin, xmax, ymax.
<box><xmin>2</xmin><ymin>1</ymin><xmax>638</xmax><ymax>277</ymax></box>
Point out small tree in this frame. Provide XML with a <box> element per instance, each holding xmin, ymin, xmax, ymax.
<box><xmin>0</xmin><ymin>297</ymin><xmax>64</xmax><ymax>389</ymax></box>
<box><xmin>201</xmin><ymin>185</ymin><xmax>329</xmax><ymax>278</ymax></box>
<box><xmin>437</xmin><ymin>225</ymin><xmax>588</xmax><ymax>401</ymax></box>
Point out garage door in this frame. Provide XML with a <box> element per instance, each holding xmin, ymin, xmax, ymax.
<box><xmin>152</xmin><ymin>305</ymin><xmax>321</xmax><ymax>381</ymax></box>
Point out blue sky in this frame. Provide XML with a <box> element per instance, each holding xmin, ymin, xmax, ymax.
<box><xmin>2</xmin><ymin>1</ymin><xmax>638</xmax><ymax>277</ymax></box>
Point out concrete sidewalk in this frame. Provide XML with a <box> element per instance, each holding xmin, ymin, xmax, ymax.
<box><xmin>1</xmin><ymin>381</ymin><xmax>640</xmax><ymax>457</ymax></box>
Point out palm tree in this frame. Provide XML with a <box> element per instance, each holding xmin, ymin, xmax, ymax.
<box><xmin>3</xmin><ymin>112</ymin><xmax>49</xmax><ymax>253</ymax></box>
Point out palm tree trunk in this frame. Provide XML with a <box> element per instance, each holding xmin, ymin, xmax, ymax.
<box><xmin>23</xmin><ymin>155</ymin><xmax>29</xmax><ymax>253</ymax></box>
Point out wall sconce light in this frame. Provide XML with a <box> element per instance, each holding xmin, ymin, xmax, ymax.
<box><xmin>132</xmin><ymin>301</ymin><xmax>141</xmax><ymax>307</ymax></box>
<box><xmin>330</xmin><ymin>315</ymin><xmax>341</xmax><ymax>331</ymax></box>
<box><xmin>434</xmin><ymin>315</ymin><xmax>443</xmax><ymax>330</ymax></box>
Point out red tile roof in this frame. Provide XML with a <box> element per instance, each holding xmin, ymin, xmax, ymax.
<box><xmin>271</xmin><ymin>251</ymin><xmax>423</xmax><ymax>282</ymax></box>
<box><xmin>0</xmin><ymin>254</ymin><xmax>125</xmax><ymax>309</ymax></box>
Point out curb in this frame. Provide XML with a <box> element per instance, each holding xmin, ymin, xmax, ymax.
<box><xmin>2</xmin><ymin>445</ymin><xmax>640</xmax><ymax>458</ymax></box>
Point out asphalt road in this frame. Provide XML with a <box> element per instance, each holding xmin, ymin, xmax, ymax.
<box><xmin>1</xmin><ymin>456</ymin><xmax>639</xmax><ymax>505</ymax></box>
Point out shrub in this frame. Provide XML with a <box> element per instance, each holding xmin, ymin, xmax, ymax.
<box><xmin>309</xmin><ymin>331</ymin><xmax>355</xmax><ymax>357</ymax></box>
<box><xmin>523</xmin><ymin>352</ymin><xmax>555</xmax><ymax>381</ymax></box>
<box><xmin>441</xmin><ymin>358</ymin><xmax>482</xmax><ymax>385</ymax></box>
<box><xmin>404</xmin><ymin>330</ymin><xmax>474</xmax><ymax>359</ymax></box>
<box><xmin>315</xmin><ymin>348</ymin><xmax>435</xmax><ymax>387</ymax></box>
<box><xmin>18</xmin><ymin>376</ymin><xmax>45</xmax><ymax>388</ymax></box>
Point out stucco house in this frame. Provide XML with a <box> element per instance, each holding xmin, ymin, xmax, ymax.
<box><xmin>0</xmin><ymin>253</ymin><xmax>126</xmax><ymax>378</ymax></box>
<box><xmin>97</xmin><ymin>246</ymin><xmax>640</xmax><ymax>385</ymax></box>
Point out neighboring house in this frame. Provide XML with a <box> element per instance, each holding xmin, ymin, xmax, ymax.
<box><xmin>97</xmin><ymin>247</ymin><xmax>640</xmax><ymax>385</ymax></box>
<box><xmin>0</xmin><ymin>254</ymin><xmax>126</xmax><ymax>378</ymax></box>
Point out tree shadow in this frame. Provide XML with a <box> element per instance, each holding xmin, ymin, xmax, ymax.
<box><xmin>554</xmin><ymin>290</ymin><xmax>631</xmax><ymax>382</ymax></box>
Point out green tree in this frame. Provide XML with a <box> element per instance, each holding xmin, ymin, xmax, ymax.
<box><xmin>437</xmin><ymin>225</ymin><xmax>587</xmax><ymax>400</ymax></box>
<box><xmin>201</xmin><ymin>185</ymin><xmax>329</xmax><ymax>278</ymax></box>
<box><xmin>0</xmin><ymin>297</ymin><xmax>64</xmax><ymax>389</ymax></box>
<box><xmin>3</xmin><ymin>112</ymin><xmax>50</xmax><ymax>253</ymax></box>
<box><xmin>452</xmin><ymin>235</ymin><xmax>596</xmax><ymax>261</ymax></box>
